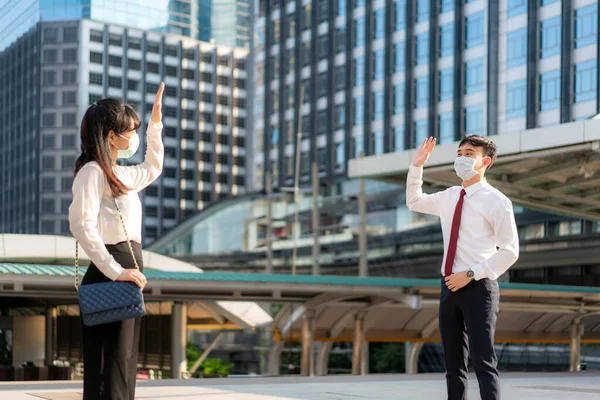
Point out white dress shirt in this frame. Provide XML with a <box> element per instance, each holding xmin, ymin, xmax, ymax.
<box><xmin>406</xmin><ymin>165</ymin><xmax>519</xmax><ymax>281</ymax></box>
<box><xmin>69</xmin><ymin>121</ymin><xmax>164</xmax><ymax>281</ymax></box>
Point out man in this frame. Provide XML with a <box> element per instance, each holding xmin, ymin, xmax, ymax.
<box><xmin>406</xmin><ymin>136</ymin><xmax>519</xmax><ymax>400</ymax></box>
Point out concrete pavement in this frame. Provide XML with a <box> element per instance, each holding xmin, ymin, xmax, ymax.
<box><xmin>1</xmin><ymin>372</ymin><xmax>599</xmax><ymax>399</ymax></box>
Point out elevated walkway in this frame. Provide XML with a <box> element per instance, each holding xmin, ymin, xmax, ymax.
<box><xmin>349</xmin><ymin>120</ymin><xmax>600</xmax><ymax>221</ymax></box>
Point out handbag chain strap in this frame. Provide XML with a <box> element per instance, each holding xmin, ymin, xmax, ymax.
<box><xmin>75</xmin><ymin>197</ymin><xmax>140</xmax><ymax>291</ymax></box>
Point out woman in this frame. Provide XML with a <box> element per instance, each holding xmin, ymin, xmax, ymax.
<box><xmin>69</xmin><ymin>83</ymin><xmax>164</xmax><ymax>399</ymax></box>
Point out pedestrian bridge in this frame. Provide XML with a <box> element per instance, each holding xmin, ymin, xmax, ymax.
<box><xmin>1</xmin><ymin>234</ymin><xmax>600</xmax><ymax>378</ymax></box>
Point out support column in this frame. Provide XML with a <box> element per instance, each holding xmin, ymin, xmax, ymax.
<box><xmin>569</xmin><ymin>318</ymin><xmax>584</xmax><ymax>372</ymax></box>
<box><xmin>352</xmin><ymin>314</ymin><xmax>366</xmax><ymax>375</ymax></box>
<box><xmin>312</xmin><ymin>162</ymin><xmax>320</xmax><ymax>276</ymax></box>
<box><xmin>316</xmin><ymin>341</ymin><xmax>332</xmax><ymax>376</ymax></box>
<box><xmin>171</xmin><ymin>302</ymin><xmax>188</xmax><ymax>379</ymax></box>
<box><xmin>45</xmin><ymin>307</ymin><xmax>57</xmax><ymax>367</ymax></box>
<box><xmin>358</xmin><ymin>177</ymin><xmax>367</xmax><ymax>277</ymax></box>
<box><xmin>265</xmin><ymin>170</ymin><xmax>273</xmax><ymax>274</ymax></box>
<box><xmin>267</xmin><ymin>340</ymin><xmax>284</xmax><ymax>376</ymax></box>
<box><xmin>300</xmin><ymin>310</ymin><xmax>315</xmax><ymax>376</ymax></box>
<box><xmin>405</xmin><ymin>341</ymin><xmax>424</xmax><ymax>374</ymax></box>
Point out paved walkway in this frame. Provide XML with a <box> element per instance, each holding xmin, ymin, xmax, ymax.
<box><xmin>1</xmin><ymin>372</ymin><xmax>599</xmax><ymax>399</ymax></box>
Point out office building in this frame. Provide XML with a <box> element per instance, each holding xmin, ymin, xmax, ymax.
<box><xmin>0</xmin><ymin>19</ymin><xmax>250</xmax><ymax>244</ymax></box>
<box><xmin>253</xmin><ymin>0</ymin><xmax>599</xmax><ymax>190</ymax></box>
<box><xmin>0</xmin><ymin>0</ymin><xmax>252</xmax><ymax>51</ymax></box>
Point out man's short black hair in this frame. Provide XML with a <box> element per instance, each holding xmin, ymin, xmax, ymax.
<box><xmin>458</xmin><ymin>135</ymin><xmax>497</xmax><ymax>171</ymax></box>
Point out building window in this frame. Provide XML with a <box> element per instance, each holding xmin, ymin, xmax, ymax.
<box><xmin>43</xmin><ymin>92</ymin><xmax>56</xmax><ymax>106</ymax></box>
<box><xmin>416</xmin><ymin>33</ymin><xmax>429</xmax><ymax>65</ymax></box>
<box><xmin>147</xmin><ymin>42</ymin><xmax>160</xmax><ymax>53</ymax></box>
<box><xmin>182</xmin><ymin>109</ymin><xmax>195</xmax><ymax>120</ymax></box>
<box><xmin>415</xmin><ymin>119</ymin><xmax>428</xmax><ymax>146</ymax></box>
<box><xmin>63</xmin><ymin>48</ymin><xmax>77</xmax><ymax>63</ymax></box>
<box><xmin>394</xmin><ymin>125</ymin><xmax>405</xmax><ymax>152</ymax></box>
<box><xmin>42</xmin><ymin>221</ymin><xmax>55</xmax><ymax>234</ymax></box>
<box><xmin>394</xmin><ymin>84</ymin><xmax>405</xmax><ymax>115</ymax></box>
<box><xmin>355</xmin><ymin>57</ymin><xmax>365</xmax><ymax>87</ymax></box>
<box><xmin>146</xmin><ymin>62</ymin><xmax>159</xmax><ymax>74</ymax></box>
<box><xmin>416</xmin><ymin>76</ymin><xmax>429</xmax><ymax>108</ymax></box>
<box><xmin>373</xmin><ymin>131</ymin><xmax>384</xmax><ymax>155</ymax></box>
<box><xmin>335</xmin><ymin>141</ymin><xmax>345</xmax><ymax>169</ymax></box>
<box><xmin>217</xmin><ymin>115</ymin><xmax>229</xmax><ymax>125</ymax></box>
<box><xmin>506</xmin><ymin>80</ymin><xmax>526</xmax><ymax>119</ymax></box>
<box><xmin>465</xmin><ymin>58</ymin><xmax>484</xmax><ymax>94</ymax></box>
<box><xmin>416</xmin><ymin>0</ymin><xmax>430</xmax><ymax>22</ymax></box>
<box><xmin>440</xmin><ymin>0</ymin><xmax>454</xmax><ymax>13</ymax></box>
<box><xmin>318</xmin><ymin>34</ymin><xmax>329</xmax><ymax>58</ymax></box>
<box><xmin>42</xmin><ymin>199</ymin><xmax>55</xmax><ymax>214</ymax></box>
<box><xmin>439</xmin><ymin>113</ymin><xmax>454</xmax><ymax>144</ymax></box>
<box><xmin>335</xmin><ymin>104</ymin><xmax>346</xmax><ymax>127</ymax></box>
<box><xmin>89</xmin><ymin>94</ymin><xmax>102</xmax><ymax>104</ymax></box>
<box><xmin>540</xmin><ymin>17</ymin><xmax>561</xmax><ymax>58</ymax></box>
<box><xmin>62</xmin><ymin>113</ymin><xmax>76</xmax><ymax>127</ymax></box>
<box><xmin>541</xmin><ymin>0</ymin><xmax>558</xmax><ymax>4</ymax></box>
<box><xmin>90</xmin><ymin>29</ymin><xmax>103</xmax><ymax>43</ymax></box>
<box><xmin>394</xmin><ymin>1</ymin><xmax>406</xmax><ymax>31</ymax></box>
<box><xmin>43</xmin><ymin>136</ymin><xmax>56</xmax><ymax>149</ymax></box>
<box><xmin>539</xmin><ymin>70</ymin><xmax>560</xmax><ymax>111</ymax></box>
<box><xmin>394</xmin><ymin>42</ymin><xmax>405</xmax><ymax>72</ymax></box>
<box><xmin>44</xmin><ymin>70</ymin><xmax>56</xmax><ymax>86</ymax></box>
<box><xmin>183</xmin><ymin>69</ymin><xmax>195</xmax><ymax>79</ymax></box>
<box><xmin>63</xmin><ymin>69</ymin><xmax>76</xmax><ymax>84</ymax></box>
<box><xmin>355</xmin><ymin>17</ymin><xmax>365</xmax><ymax>47</ymax></box>
<box><xmin>42</xmin><ymin>113</ymin><xmax>56</xmax><ymax>127</ymax></box>
<box><xmin>89</xmin><ymin>72</ymin><xmax>103</xmax><ymax>85</ymax></box>
<box><xmin>165</xmin><ymin>66</ymin><xmax>177</xmax><ymax>77</ymax></box>
<box><xmin>374</xmin><ymin>8</ymin><xmax>385</xmax><ymax>39</ymax></box>
<box><xmin>575</xmin><ymin>60</ymin><xmax>597</xmax><ymax>103</ymax></box>
<box><xmin>61</xmin><ymin>155</ymin><xmax>75</xmax><ymax>169</ymax></box>
<box><xmin>507</xmin><ymin>28</ymin><xmax>527</xmax><ymax>68</ymax></box>
<box><xmin>575</xmin><ymin>4</ymin><xmax>598</xmax><ymax>48</ymax></box>
<box><xmin>62</xmin><ymin>91</ymin><xmax>76</xmax><ymax>105</ymax></box>
<box><xmin>353</xmin><ymin>136</ymin><xmax>364</xmax><ymax>158</ymax></box>
<box><xmin>373</xmin><ymin>50</ymin><xmax>384</xmax><ymax>80</ymax></box>
<box><xmin>338</xmin><ymin>0</ymin><xmax>347</xmax><ymax>16</ymax></box>
<box><xmin>464</xmin><ymin>105</ymin><xmax>484</xmax><ymax>136</ymax></box>
<box><xmin>127</xmin><ymin>79</ymin><xmax>139</xmax><ymax>91</ymax></box>
<box><xmin>128</xmin><ymin>58</ymin><xmax>141</xmax><ymax>70</ymax></box>
<box><xmin>465</xmin><ymin>12</ymin><xmax>484</xmax><ymax>49</ymax></box>
<box><xmin>508</xmin><ymin>0</ymin><xmax>527</xmax><ymax>18</ymax></box>
<box><xmin>109</xmin><ymin>34</ymin><xmax>122</xmax><ymax>47</ymax></box>
<box><xmin>109</xmin><ymin>55</ymin><xmax>122</xmax><ymax>67</ymax></box>
<box><xmin>89</xmin><ymin>51</ymin><xmax>103</xmax><ymax>64</ymax></box>
<box><xmin>439</xmin><ymin>68</ymin><xmax>454</xmax><ymax>101</ymax></box>
<box><xmin>373</xmin><ymin>91</ymin><xmax>384</xmax><ymax>121</ymax></box>
<box><xmin>44</xmin><ymin>49</ymin><xmax>57</xmax><ymax>64</ymax></box>
<box><xmin>62</xmin><ymin>135</ymin><xmax>76</xmax><ymax>147</ymax></box>
<box><xmin>165</xmin><ymin>45</ymin><xmax>178</xmax><ymax>57</ymax></box>
<box><xmin>336</xmin><ymin>26</ymin><xmax>347</xmax><ymax>53</ymax></box>
<box><xmin>108</xmin><ymin>76</ymin><xmax>122</xmax><ymax>88</ymax></box>
<box><xmin>354</xmin><ymin>96</ymin><xmax>364</xmax><ymax>126</ymax></box>
<box><xmin>43</xmin><ymin>156</ymin><xmax>55</xmax><ymax>169</ymax></box>
<box><xmin>440</xmin><ymin>23</ymin><xmax>454</xmax><ymax>58</ymax></box>
<box><xmin>128</xmin><ymin>37</ymin><xmax>141</xmax><ymax>50</ymax></box>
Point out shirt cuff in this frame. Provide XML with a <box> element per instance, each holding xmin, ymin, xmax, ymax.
<box><xmin>147</xmin><ymin>120</ymin><xmax>163</xmax><ymax>135</ymax></box>
<box><xmin>103</xmin><ymin>261</ymin><xmax>125</xmax><ymax>281</ymax></box>
<box><xmin>408</xmin><ymin>164</ymin><xmax>423</xmax><ymax>179</ymax></box>
<box><xmin>470</xmin><ymin>263</ymin><xmax>488</xmax><ymax>281</ymax></box>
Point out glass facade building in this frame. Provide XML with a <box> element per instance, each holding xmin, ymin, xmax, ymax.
<box><xmin>0</xmin><ymin>19</ymin><xmax>250</xmax><ymax>244</ymax></box>
<box><xmin>253</xmin><ymin>0</ymin><xmax>600</xmax><ymax>191</ymax></box>
<box><xmin>0</xmin><ymin>0</ymin><xmax>252</xmax><ymax>51</ymax></box>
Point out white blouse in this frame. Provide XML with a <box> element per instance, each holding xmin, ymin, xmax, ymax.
<box><xmin>69</xmin><ymin>121</ymin><xmax>164</xmax><ymax>281</ymax></box>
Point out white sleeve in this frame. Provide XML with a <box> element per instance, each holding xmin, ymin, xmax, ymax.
<box><xmin>405</xmin><ymin>164</ymin><xmax>447</xmax><ymax>217</ymax></box>
<box><xmin>123</xmin><ymin>120</ymin><xmax>164</xmax><ymax>191</ymax></box>
<box><xmin>68</xmin><ymin>164</ymin><xmax>124</xmax><ymax>281</ymax></box>
<box><xmin>470</xmin><ymin>198</ymin><xmax>520</xmax><ymax>281</ymax></box>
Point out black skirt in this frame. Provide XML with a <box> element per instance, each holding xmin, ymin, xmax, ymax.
<box><xmin>81</xmin><ymin>241</ymin><xmax>144</xmax><ymax>285</ymax></box>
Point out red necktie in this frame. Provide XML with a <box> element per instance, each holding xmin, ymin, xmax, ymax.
<box><xmin>444</xmin><ymin>189</ymin><xmax>467</xmax><ymax>277</ymax></box>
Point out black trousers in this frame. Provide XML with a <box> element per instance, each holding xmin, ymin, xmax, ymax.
<box><xmin>439</xmin><ymin>277</ymin><xmax>500</xmax><ymax>400</ymax></box>
<box><xmin>80</xmin><ymin>241</ymin><xmax>143</xmax><ymax>400</ymax></box>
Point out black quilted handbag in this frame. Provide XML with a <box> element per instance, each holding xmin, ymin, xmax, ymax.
<box><xmin>75</xmin><ymin>199</ymin><xmax>146</xmax><ymax>326</ymax></box>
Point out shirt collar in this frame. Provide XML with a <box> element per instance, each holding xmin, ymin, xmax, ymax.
<box><xmin>463</xmin><ymin>178</ymin><xmax>490</xmax><ymax>197</ymax></box>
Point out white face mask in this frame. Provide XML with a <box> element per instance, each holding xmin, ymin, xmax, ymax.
<box><xmin>114</xmin><ymin>133</ymin><xmax>140</xmax><ymax>159</ymax></box>
<box><xmin>454</xmin><ymin>156</ymin><xmax>478</xmax><ymax>181</ymax></box>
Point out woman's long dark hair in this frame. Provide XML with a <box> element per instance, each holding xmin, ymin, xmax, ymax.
<box><xmin>74</xmin><ymin>98</ymin><xmax>141</xmax><ymax>197</ymax></box>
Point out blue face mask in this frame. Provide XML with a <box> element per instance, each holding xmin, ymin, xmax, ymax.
<box><xmin>113</xmin><ymin>133</ymin><xmax>140</xmax><ymax>159</ymax></box>
<box><xmin>454</xmin><ymin>156</ymin><xmax>478</xmax><ymax>181</ymax></box>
